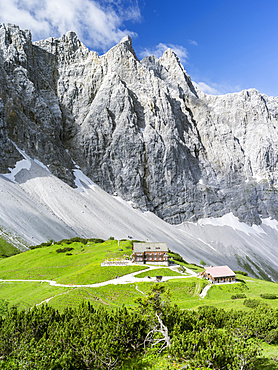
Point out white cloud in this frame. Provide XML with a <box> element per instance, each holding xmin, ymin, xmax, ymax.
<box><xmin>189</xmin><ymin>39</ymin><xmax>198</xmax><ymax>46</ymax></box>
<box><xmin>140</xmin><ymin>42</ymin><xmax>188</xmax><ymax>63</ymax></box>
<box><xmin>0</xmin><ymin>0</ymin><xmax>141</xmax><ymax>51</ymax></box>
<box><xmin>194</xmin><ymin>82</ymin><xmax>221</xmax><ymax>95</ymax></box>
<box><xmin>194</xmin><ymin>81</ymin><xmax>242</xmax><ymax>95</ymax></box>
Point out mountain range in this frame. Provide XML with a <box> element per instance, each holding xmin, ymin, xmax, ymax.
<box><xmin>0</xmin><ymin>24</ymin><xmax>277</xmax><ymax>280</ymax></box>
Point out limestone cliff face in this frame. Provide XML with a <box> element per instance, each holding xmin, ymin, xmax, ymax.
<box><xmin>1</xmin><ymin>24</ymin><xmax>278</xmax><ymax>225</ymax></box>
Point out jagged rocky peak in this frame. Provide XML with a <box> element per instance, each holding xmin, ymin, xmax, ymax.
<box><xmin>0</xmin><ymin>23</ymin><xmax>278</xmax><ymax>226</ymax></box>
<box><xmin>0</xmin><ymin>24</ymin><xmax>32</xmax><ymax>70</ymax></box>
<box><xmin>119</xmin><ymin>34</ymin><xmax>132</xmax><ymax>45</ymax></box>
<box><xmin>141</xmin><ymin>49</ymin><xmax>197</xmax><ymax>100</ymax></box>
<box><xmin>0</xmin><ymin>23</ymin><xmax>32</xmax><ymax>46</ymax></box>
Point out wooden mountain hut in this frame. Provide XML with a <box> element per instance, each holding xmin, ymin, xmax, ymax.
<box><xmin>200</xmin><ymin>265</ymin><xmax>235</xmax><ymax>284</ymax></box>
<box><xmin>132</xmin><ymin>242</ymin><xmax>169</xmax><ymax>265</ymax></box>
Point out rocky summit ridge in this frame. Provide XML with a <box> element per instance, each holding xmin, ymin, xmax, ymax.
<box><xmin>1</xmin><ymin>23</ymin><xmax>278</xmax><ymax>227</ymax></box>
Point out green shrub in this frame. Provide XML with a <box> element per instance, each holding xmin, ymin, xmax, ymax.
<box><xmin>236</xmin><ymin>278</ymin><xmax>247</xmax><ymax>284</ymax></box>
<box><xmin>260</xmin><ymin>293</ymin><xmax>278</xmax><ymax>300</ymax></box>
<box><xmin>234</xmin><ymin>270</ymin><xmax>248</xmax><ymax>276</ymax></box>
<box><xmin>243</xmin><ymin>299</ymin><xmax>261</xmax><ymax>308</ymax></box>
<box><xmin>0</xmin><ymin>299</ymin><xmax>9</xmax><ymax>315</ymax></box>
<box><xmin>90</xmin><ymin>238</ymin><xmax>104</xmax><ymax>244</ymax></box>
<box><xmin>231</xmin><ymin>293</ymin><xmax>247</xmax><ymax>300</ymax></box>
<box><xmin>56</xmin><ymin>247</ymin><xmax>74</xmax><ymax>254</ymax></box>
<box><xmin>30</xmin><ymin>241</ymin><xmax>52</xmax><ymax>249</ymax></box>
<box><xmin>56</xmin><ymin>237</ymin><xmax>104</xmax><ymax>245</ymax></box>
<box><xmin>31</xmin><ymin>237</ymin><xmax>105</xmax><ymax>249</ymax></box>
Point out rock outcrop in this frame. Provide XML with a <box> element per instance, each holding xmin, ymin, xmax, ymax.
<box><xmin>1</xmin><ymin>23</ymin><xmax>278</xmax><ymax>225</ymax></box>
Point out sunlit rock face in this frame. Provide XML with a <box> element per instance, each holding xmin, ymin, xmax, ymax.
<box><xmin>1</xmin><ymin>23</ymin><xmax>278</xmax><ymax>225</ymax></box>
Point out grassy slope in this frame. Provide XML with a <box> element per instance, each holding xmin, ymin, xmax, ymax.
<box><xmin>0</xmin><ymin>243</ymin><xmax>277</xmax><ymax>311</ymax></box>
<box><xmin>0</xmin><ymin>237</ymin><xmax>19</xmax><ymax>258</ymax></box>
<box><xmin>2</xmin><ymin>273</ymin><xmax>277</xmax><ymax>313</ymax></box>
<box><xmin>0</xmin><ymin>242</ymin><xmax>277</xmax><ymax>305</ymax></box>
<box><xmin>0</xmin><ymin>239</ymin><xmax>147</xmax><ymax>310</ymax></box>
<box><xmin>135</xmin><ymin>268</ymin><xmax>183</xmax><ymax>278</ymax></box>
<box><xmin>47</xmin><ymin>284</ymin><xmax>144</xmax><ymax>311</ymax></box>
<box><xmin>254</xmin><ymin>342</ymin><xmax>278</xmax><ymax>370</ymax></box>
<box><xmin>0</xmin><ymin>239</ymin><xmax>146</xmax><ymax>284</ymax></box>
<box><xmin>0</xmin><ymin>281</ymin><xmax>69</xmax><ymax>310</ymax></box>
<box><xmin>204</xmin><ymin>275</ymin><xmax>278</xmax><ymax>310</ymax></box>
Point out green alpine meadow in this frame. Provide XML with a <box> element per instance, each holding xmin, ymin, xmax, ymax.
<box><xmin>0</xmin><ymin>238</ymin><xmax>277</xmax><ymax>369</ymax></box>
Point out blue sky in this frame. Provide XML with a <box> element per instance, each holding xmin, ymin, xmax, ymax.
<box><xmin>1</xmin><ymin>0</ymin><xmax>277</xmax><ymax>96</ymax></box>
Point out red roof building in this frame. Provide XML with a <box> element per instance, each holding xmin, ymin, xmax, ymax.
<box><xmin>200</xmin><ymin>265</ymin><xmax>236</xmax><ymax>284</ymax></box>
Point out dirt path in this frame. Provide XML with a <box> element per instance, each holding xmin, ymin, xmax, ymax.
<box><xmin>194</xmin><ymin>282</ymin><xmax>201</xmax><ymax>295</ymax></box>
<box><xmin>199</xmin><ymin>284</ymin><xmax>212</xmax><ymax>298</ymax></box>
<box><xmin>0</xmin><ymin>264</ymin><xmax>198</xmax><ymax>289</ymax></box>
<box><xmin>135</xmin><ymin>285</ymin><xmax>145</xmax><ymax>295</ymax></box>
<box><xmin>199</xmin><ymin>281</ymin><xmax>240</xmax><ymax>298</ymax></box>
<box><xmin>35</xmin><ymin>291</ymin><xmax>71</xmax><ymax>307</ymax></box>
<box><xmin>0</xmin><ymin>274</ymin><xmax>194</xmax><ymax>287</ymax></box>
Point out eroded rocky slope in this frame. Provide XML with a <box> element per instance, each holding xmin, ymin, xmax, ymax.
<box><xmin>1</xmin><ymin>24</ymin><xmax>278</xmax><ymax>225</ymax></box>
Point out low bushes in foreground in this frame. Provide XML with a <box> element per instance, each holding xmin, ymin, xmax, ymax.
<box><xmin>0</xmin><ymin>285</ymin><xmax>277</xmax><ymax>369</ymax></box>
<box><xmin>244</xmin><ymin>298</ymin><xmax>262</xmax><ymax>308</ymax></box>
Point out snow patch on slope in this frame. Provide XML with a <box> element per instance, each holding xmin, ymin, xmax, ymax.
<box><xmin>262</xmin><ymin>218</ymin><xmax>278</xmax><ymax>230</ymax></box>
<box><xmin>2</xmin><ymin>142</ymin><xmax>51</xmax><ymax>183</ymax></box>
<box><xmin>197</xmin><ymin>212</ymin><xmax>266</xmax><ymax>236</ymax></box>
<box><xmin>2</xmin><ymin>158</ymin><xmax>31</xmax><ymax>183</ymax></box>
<box><xmin>73</xmin><ymin>169</ymin><xmax>97</xmax><ymax>192</ymax></box>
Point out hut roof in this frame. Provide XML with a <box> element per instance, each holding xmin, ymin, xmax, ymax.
<box><xmin>204</xmin><ymin>265</ymin><xmax>235</xmax><ymax>278</ymax></box>
<box><xmin>133</xmin><ymin>242</ymin><xmax>168</xmax><ymax>253</ymax></box>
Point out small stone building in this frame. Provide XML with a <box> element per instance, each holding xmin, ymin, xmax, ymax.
<box><xmin>200</xmin><ymin>265</ymin><xmax>235</xmax><ymax>284</ymax></box>
<box><xmin>132</xmin><ymin>242</ymin><xmax>169</xmax><ymax>265</ymax></box>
